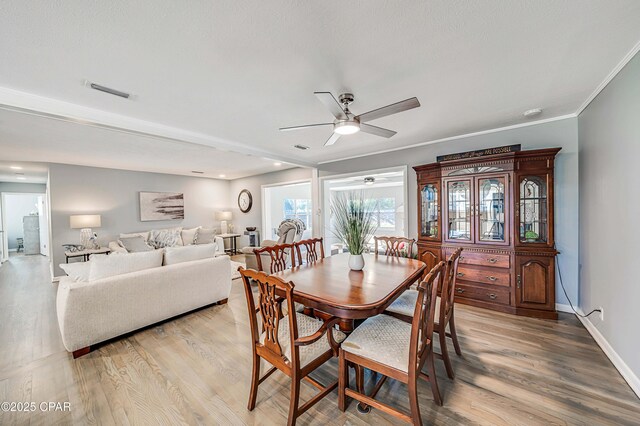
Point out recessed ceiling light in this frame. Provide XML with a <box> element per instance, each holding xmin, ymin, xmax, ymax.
<box><xmin>274</xmin><ymin>162</ymin><xmax>282</xmax><ymax>166</ymax></box>
<box><xmin>364</xmin><ymin>177</ymin><xmax>375</xmax><ymax>185</ymax></box>
<box><xmin>523</xmin><ymin>108</ymin><xmax>542</xmax><ymax>118</ymax></box>
<box><xmin>16</xmin><ymin>176</ymin><xmax>26</xmax><ymax>180</ymax></box>
<box><xmin>10</xmin><ymin>166</ymin><xmax>22</xmax><ymax>170</ymax></box>
<box><xmin>219</xmin><ymin>174</ymin><xmax>226</xmax><ymax>178</ymax></box>
<box><xmin>191</xmin><ymin>170</ymin><xmax>204</xmax><ymax>174</ymax></box>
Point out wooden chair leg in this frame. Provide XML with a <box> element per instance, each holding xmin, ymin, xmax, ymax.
<box><xmin>408</xmin><ymin>373</ymin><xmax>423</xmax><ymax>426</ymax></box>
<box><xmin>355</xmin><ymin>365</ymin><xmax>370</xmax><ymax>412</ymax></box>
<box><xmin>338</xmin><ymin>350</ymin><xmax>348</xmax><ymax>412</ymax></box>
<box><xmin>288</xmin><ymin>374</ymin><xmax>301</xmax><ymax>426</ymax></box>
<box><xmin>248</xmin><ymin>353</ymin><xmax>260</xmax><ymax>410</ymax></box>
<box><xmin>425</xmin><ymin>351</ymin><xmax>443</xmax><ymax>406</ymax></box>
<box><xmin>449</xmin><ymin>313</ymin><xmax>462</xmax><ymax>356</ymax></box>
<box><xmin>439</xmin><ymin>327</ymin><xmax>455</xmax><ymax>379</ymax></box>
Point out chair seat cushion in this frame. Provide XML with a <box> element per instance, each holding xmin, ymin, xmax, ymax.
<box><xmin>260</xmin><ymin>313</ymin><xmax>346</xmax><ymax>368</ymax></box>
<box><xmin>386</xmin><ymin>290</ymin><xmax>441</xmax><ymax>320</ymax></box>
<box><xmin>341</xmin><ymin>314</ymin><xmax>412</xmax><ymax>372</ymax></box>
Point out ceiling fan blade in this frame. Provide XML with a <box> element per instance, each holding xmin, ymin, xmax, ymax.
<box><xmin>324</xmin><ymin>132</ymin><xmax>341</xmax><ymax>146</ymax></box>
<box><xmin>360</xmin><ymin>123</ymin><xmax>397</xmax><ymax>138</ymax></box>
<box><xmin>279</xmin><ymin>123</ymin><xmax>333</xmax><ymax>132</ymax></box>
<box><xmin>357</xmin><ymin>97</ymin><xmax>420</xmax><ymax>122</ymax></box>
<box><xmin>314</xmin><ymin>92</ymin><xmax>347</xmax><ymax>119</ymax></box>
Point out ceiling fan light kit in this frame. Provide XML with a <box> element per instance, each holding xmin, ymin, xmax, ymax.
<box><xmin>280</xmin><ymin>91</ymin><xmax>420</xmax><ymax>147</ymax></box>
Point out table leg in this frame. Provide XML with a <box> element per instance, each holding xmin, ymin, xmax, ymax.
<box><xmin>338</xmin><ymin>318</ymin><xmax>355</xmax><ymax>333</ymax></box>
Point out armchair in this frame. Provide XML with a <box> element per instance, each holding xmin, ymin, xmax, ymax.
<box><xmin>241</xmin><ymin>219</ymin><xmax>306</xmax><ymax>271</ymax></box>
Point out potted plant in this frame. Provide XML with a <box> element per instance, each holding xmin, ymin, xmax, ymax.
<box><xmin>331</xmin><ymin>191</ymin><xmax>378</xmax><ymax>271</ymax></box>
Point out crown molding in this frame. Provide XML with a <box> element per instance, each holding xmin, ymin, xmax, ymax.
<box><xmin>576</xmin><ymin>39</ymin><xmax>640</xmax><ymax>116</ymax></box>
<box><xmin>317</xmin><ymin>113</ymin><xmax>577</xmax><ymax>165</ymax></box>
<box><xmin>0</xmin><ymin>87</ymin><xmax>314</xmax><ymax>169</ymax></box>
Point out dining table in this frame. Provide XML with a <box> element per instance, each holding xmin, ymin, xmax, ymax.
<box><xmin>273</xmin><ymin>252</ymin><xmax>427</xmax><ymax>332</ymax></box>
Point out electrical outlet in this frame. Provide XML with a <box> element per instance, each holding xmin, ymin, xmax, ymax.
<box><xmin>599</xmin><ymin>307</ymin><xmax>604</xmax><ymax>321</ymax></box>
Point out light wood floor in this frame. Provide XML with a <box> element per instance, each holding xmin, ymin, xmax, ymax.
<box><xmin>1</xmin><ymin>255</ymin><xmax>639</xmax><ymax>425</ymax></box>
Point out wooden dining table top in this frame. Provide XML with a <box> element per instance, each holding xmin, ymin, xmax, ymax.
<box><xmin>273</xmin><ymin>253</ymin><xmax>427</xmax><ymax>319</ymax></box>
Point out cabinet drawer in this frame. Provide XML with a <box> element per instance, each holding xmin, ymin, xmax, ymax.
<box><xmin>447</xmin><ymin>249</ymin><xmax>510</xmax><ymax>269</ymax></box>
<box><xmin>456</xmin><ymin>266</ymin><xmax>511</xmax><ymax>287</ymax></box>
<box><xmin>454</xmin><ymin>283</ymin><xmax>510</xmax><ymax>305</ymax></box>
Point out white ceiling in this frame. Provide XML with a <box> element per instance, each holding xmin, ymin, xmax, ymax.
<box><xmin>1</xmin><ymin>1</ymin><xmax>640</xmax><ymax>176</ymax></box>
<box><xmin>0</xmin><ymin>161</ymin><xmax>48</xmax><ymax>184</ymax></box>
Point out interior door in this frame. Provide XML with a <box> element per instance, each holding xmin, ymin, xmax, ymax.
<box><xmin>443</xmin><ymin>178</ymin><xmax>473</xmax><ymax>243</ymax></box>
<box><xmin>476</xmin><ymin>174</ymin><xmax>509</xmax><ymax>245</ymax></box>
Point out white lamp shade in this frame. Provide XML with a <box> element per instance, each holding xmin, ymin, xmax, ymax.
<box><xmin>215</xmin><ymin>211</ymin><xmax>233</xmax><ymax>221</ymax></box>
<box><xmin>70</xmin><ymin>214</ymin><xmax>102</xmax><ymax>229</ymax></box>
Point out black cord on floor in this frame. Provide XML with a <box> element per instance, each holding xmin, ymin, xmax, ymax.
<box><xmin>555</xmin><ymin>253</ymin><xmax>600</xmax><ymax>318</ymax></box>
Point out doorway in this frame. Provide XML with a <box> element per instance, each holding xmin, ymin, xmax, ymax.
<box><xmin>1</xmin><ymin>192</ymin><xmax>49</xmax><ymax>262</ymax></box>
<box><xmin>262</xmin><ymin>181</ymin><xmax>312</xmax><ymax>241</ymax></box>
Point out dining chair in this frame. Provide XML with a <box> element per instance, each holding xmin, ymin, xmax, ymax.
<box><xmin>254</xmin><ymin>242</ymin><xmax>297</xmax><ymax>273</ymax></box>
<box><xmin>295</xmin><ymin>237</ymin><xmax>325</xmax><ymax>265</ymax></box>
<box><xmin>384</xmin><ymin>247</ymin><xmax>464</xmax><ymax>379</ymax></box>
<box><xmin>239</xmin><ymin>267</ymin><xmax>346</xmax><ymax>426</ymax></box>
<box><xmin>374</xmin><ymin>236</ymin><xmax>416</xmax><ymax>258</ymax></box>
<box><xmin>338</xmin><ymin>261</ymin><xmax>445</xmax><ymax>424</ymax></box>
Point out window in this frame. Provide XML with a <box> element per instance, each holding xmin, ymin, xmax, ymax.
<box><xmin>283</xmin><ymin>198</ymin><xmax>312</xmax><ymax>229</ymax></box>
<box><xmin>322</xmin><ymin>167</ymin><xmax>407</xmax><ymax>253</ymax></box>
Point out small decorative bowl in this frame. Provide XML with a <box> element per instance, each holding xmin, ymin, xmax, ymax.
<box><xmin>246</xmin><ymin>227</ymin><xmax>257</xmax><ymax>231</ymax></box>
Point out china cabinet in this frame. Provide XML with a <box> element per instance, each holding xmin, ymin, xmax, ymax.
<box><xmin>414</xmin><ymin>147</ymin><xmax>560</xmax><ymax>319</ymax></box>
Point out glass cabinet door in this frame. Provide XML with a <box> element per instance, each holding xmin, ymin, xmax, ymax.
<box><xmin>420</xmin><ymin>182</ymin><xmax>439</xmax><ymax>239</ymax></box>
<box><xmin>519</xmin><ymin>176</ymin><xmax>548</xmax><ymax>243</ymax></box>
<box><xmin>478</xmin><ymin>176</ymin><xmax>507</xmax><ymax>243</ymax></box>
<box><xmin>446</xmin><ymin>180</ymin><xmax>472</xmax><ymax>241</ymax></box>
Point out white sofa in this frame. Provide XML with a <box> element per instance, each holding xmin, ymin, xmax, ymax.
<box><xmin>57</xmin><ymin>255</ymin><xmax>231</xmax><ymax>357</ymax></box>
<box><xmin>108</xmin><ymin>228</ymin><xmax>225</xmax><ymax>255</ymax></box>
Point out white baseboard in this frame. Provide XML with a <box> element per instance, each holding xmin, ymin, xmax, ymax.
<box><xmin>555</xmin><ymin>303</ymin><xmax>574</xmax><ymax>313</ymax></box>
<box><xmin>576</xmin><ymin>308</ymin><xmax>640</xmax><ymax>399</ymax></box>
<box><xmin>52</xmin><ymin>275</ymin><xmax>62</xmax><ymax>283</ymax></box>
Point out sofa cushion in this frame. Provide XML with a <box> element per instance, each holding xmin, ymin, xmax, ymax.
<box><xmin>148</xmin><ymin>228</ymin><xmax>183</xmax><ymax>249</ymax></box>
<box><xmin>89</xmin><ymin>250</ymin><xmax>164</xmax><ymax>281</ymax></box>
<box><xmin>118</xmin><ymin>235</ymin><xmax>153</xmax><ymax>253</ymax></box>
<box><xmin>194</xmin><ymin>228</ymin><xmax>217</xmax><ymax>245</ymax></box>
<box><xmin>119</xmin><ymin>231</ymin><xmax>150</xmax><ymax>241</ymax></box>
<box><xmin>59</xmin><ymin>262</ymin><xmax>91</xmax><ymax>282</ymax></box>
<box><xmin>163</xmin><ymin>243</ymin><xmax>217</xmax><ymax>266</ymax></box>
<box><xmin>181</xmin><ymin>227</ymin><xmax>201</xmax><ymax>245</ymax></box>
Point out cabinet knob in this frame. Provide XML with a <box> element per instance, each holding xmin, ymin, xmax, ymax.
<box><xmin>456</xmin><ymin>288</ymin><xmax>464</xmax><ymax>294</ymax></box>
<box><xmin>517</xmin><ymin>275</ymin><xmax>521</xmax><ymax>288</ymax></box>
<box><xmin>487</xmin><ymin>293</ymin><xmax>497</xmax><ymax>300</ymax></box>
<box><xmin>459</xmin><ymin>256</ymin><xmax>465</xmax><ymax>261</ymax></box>
<box><xmin>488</xmin><ymin>258</ymin><xmax>497</xmax><ymax>263</ymax></box>
<box><xmin>457</xmin><ymin>272</ymin><xmax>464</xmax><ymax>277</ymax></box>
<box><xmin>486</xmin><ymin>276</ymin><xmax>498</xmax><ymax>282</ymax></box>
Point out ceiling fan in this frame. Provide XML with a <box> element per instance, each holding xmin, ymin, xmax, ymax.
<box><xmin>280</xmin><ymin>92</ymin><xmax>420</xmax><ymax>146</ymax></box>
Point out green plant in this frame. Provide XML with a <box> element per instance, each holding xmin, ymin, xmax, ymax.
<box><xmin>330</xmin><ymin>191</ymin><xmax>378</xmax><ymax>255</ymax></box>
<box><xmin>525</xmin><ymin>230</ymin><xmax>539</xmax><ymax>240</ymax></box>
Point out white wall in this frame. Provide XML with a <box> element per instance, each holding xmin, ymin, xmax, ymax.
<box><xmin>49</xmin><ymin>164</ymin><xmax>229</xmax><ymax>276</ymax></box>
<box><xmin>578</xmin><ymin>51</ymin><xmax>640</xmax><ymax>388</ymax></box>
<box><xmin>229</xmin><ymin>168</ymin><xmax>312</xmax><ymax>247</ymax></box>
<box><xmin>318</xmin><ymin>118</ymin><xmax>579</xmax><ymax>306</ymax></box>
<box><xmin>4</xmin><ymin>193</ymin><xmax>40</xmax><ymax>249</ymax></box>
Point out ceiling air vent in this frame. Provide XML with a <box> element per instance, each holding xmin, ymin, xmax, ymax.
<box><xmin>294</xmin><ymin>144</ymin><xmax>310</xmax><ymax>150</ymax></box>
<box><xmin>85</xmin><ymin>80</ymin><xmax>131</xmax><ymax>99</ymax></box>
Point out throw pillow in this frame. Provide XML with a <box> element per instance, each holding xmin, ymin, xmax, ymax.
<box><xmin>119</xmin><ymin>231</ymin><xmax>150</xmax><ymax>241</ymax></box>
<box><xmin>148</xmin><ymin>228</ymin><xmax>183</xmax><ymax>249</ymax></box>
<box><xmin>181</xmin><ymin>226</ymin><xmax>201</xmax><ymax>246</ymax></box>
<box><xmin>118</xmin><ymin>235</ymin><xmax>153</xmax><ymax>253</ymax></box>
<box><xmin>194</xmin><ymin>228</ymin><xmax>217</xmax><ymax>245</ymax></box>
<box><xmin>163</xmin><ymin>243</ymin><xmax>217</xmax><ymax>265</ymax></box>
<box><xmin>59</xmin><ymin>262</ymin><xmax>91</xmax><ymax>282</ymax></box>
<box><xmin>89</xmin><ymin>250</ymin><xmax>164</xmax><ymax>281</ymax></box>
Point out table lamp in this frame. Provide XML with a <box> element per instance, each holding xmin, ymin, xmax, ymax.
<box><xmin>216</xmin><ymin>211</ymin><xmax>232</xmax><ymax>234</ymax></box>
<box><xmin>70</xmin><ymin>214</ymin><xmax>102</xmax><ymax>248</ymax></box>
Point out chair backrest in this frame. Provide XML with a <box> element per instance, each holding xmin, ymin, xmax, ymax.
<box><xmin>409</xmin><ymin>261</ymin><xmax>445</xmax><ymax>374</ymax></box>
<box><xmin>239</xmin><ymin>267</ymin><xmax>300</xmax><ymax>366</ymax></box>
<box><xmin>440</xmin><ymin>248</ymin><xmax>463</xmax><ymax>325</ymax></box>
<box><xmin>254</xmin><ymin>243</ymin><xmax>297</xmax><ymax>273</ymax></box>
<box><xmin>295</xmin><ymin>238</ymin><xmax>325</xmax><ymax>265</ymax></box>
<box><xmin>374</xmin><ymin>236</ymin><xmax>416</xmax><ymax>258</ymax></box>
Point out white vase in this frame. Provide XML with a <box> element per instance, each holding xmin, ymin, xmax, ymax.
<box><xmin>349</xmin><ymin>254</ymin><xmax>365</xmax><ymax>271</ymax></box>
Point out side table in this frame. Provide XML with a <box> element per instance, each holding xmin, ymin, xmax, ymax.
<box><xmin>64</xmin><ymin>247</ymin><xmax>111</xmax><ymax>263</ymax></box>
